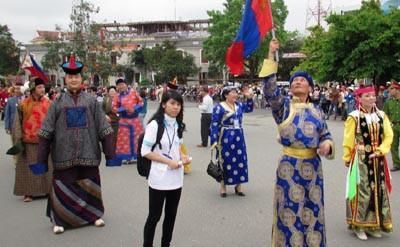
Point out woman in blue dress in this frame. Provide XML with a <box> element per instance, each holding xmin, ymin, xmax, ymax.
<box><xmin>210</xmin><ymin>83</ymin><xmax>253</xmax><ymax>197</ymax></box>
<box><xmin>261</xmin><ymin>39</ymin><xmax>335</xmax><ymax>246</ymax></box>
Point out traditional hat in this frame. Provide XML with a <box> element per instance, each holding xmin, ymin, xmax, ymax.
<box><xmin>28</xmin><ymin>77</ymin><xmax>45</xmax><ymax>91</ymax></box>
<box><xmin>355</xmin><ymin>86</ymin><xmax>375</xmax><ymax>96</ymax></box>
<box><xmin>389</xmin><ymin>80</ymin><xmax>400</xmax><ymax>90</ymax></box>
<box><xmin>167</xmin><ymin>76</ymin><xmax>178</xmax><ymax>90</ymax></box>
<box><xmin>115</xmin><ymin>78</ymin><xmax>126</xmax><ymax>85</ymax></box>
<box><xmin>61</xmin><ymin>54</ymin><xmax>83</xmax><ymax>74</ymax></box>
<box><xmin>220</xmin><ymin>82</ymin><xmax>239</xmax><ymax>99</ymax></box>
<box><xmin>289</xmin><ymin>71</ymin><xmax>314</xmax><ymax>88</ymax></box>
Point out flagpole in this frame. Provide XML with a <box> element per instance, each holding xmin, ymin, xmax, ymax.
<box><xmin>271</xmin><ymin>29</ymin><xmax>279</xmax><ymax>62</ymax></box>
<box><xmin>268</xmin><ymin>0</ymin><xmax>279</xmax><ymax>62</ymax></box>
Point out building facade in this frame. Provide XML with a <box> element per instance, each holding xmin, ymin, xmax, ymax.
<box><xmin>21</xmin><ymin>19</ymin><xmax>211</xmax><ymax>86</ymax></box>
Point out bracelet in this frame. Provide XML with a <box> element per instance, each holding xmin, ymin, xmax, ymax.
<box><xmin>178</xmin><ymin>160</ymin><xmax>183</xmax><ymax>166</ymax></box>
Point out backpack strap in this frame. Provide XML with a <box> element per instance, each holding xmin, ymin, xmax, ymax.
<box><xmin>151</xmin><ymin>118</ymin><xmax>164</xmax><ymax>151</ymax></box>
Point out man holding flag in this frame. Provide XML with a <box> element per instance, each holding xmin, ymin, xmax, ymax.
<box><xmin>260</xmin><ymin>38</ymin><xmax>334</xmax><ymax>246</ymax></box>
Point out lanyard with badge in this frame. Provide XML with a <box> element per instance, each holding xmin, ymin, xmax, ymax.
<box><xmin>162</xmin><ymin>123</ymin><xmax>176</xmax><ymax>160</ymax></box>
<box><xmin>232</xmin><ymin>105</ymin><xmax>240</xmax><ymax>129</ymax></box>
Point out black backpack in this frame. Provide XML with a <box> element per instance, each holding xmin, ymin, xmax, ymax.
<box><xmin>137</xmin><ymin>119</ymin><xmax>164</xmax><ymax>178</ymax></box>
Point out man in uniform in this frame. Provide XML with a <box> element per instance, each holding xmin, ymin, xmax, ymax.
<box><xmin>383</xmin><ymin>80</ymin><xmax>400</xmax><ymax>171</ymax></box>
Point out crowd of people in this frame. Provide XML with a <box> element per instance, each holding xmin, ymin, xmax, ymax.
<box><xmin>1</xmin><ymin>38</ymin><xmax>398</xmax><ymax>246</ymax></box>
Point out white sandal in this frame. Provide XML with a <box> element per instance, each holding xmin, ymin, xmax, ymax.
<box><xmin>94</xmin><ymin>218</ymin><xmax>105</xmax><ymax>227</ymax></box>
<box><xmin>53</xmin><ymin>225</ymin><xmax>64</xmax><ymax>234</ymax></box>
<box><xmin>354</xmin><ymin>230</ymin><xmax>368</xmax><ymax>240</ymax></box>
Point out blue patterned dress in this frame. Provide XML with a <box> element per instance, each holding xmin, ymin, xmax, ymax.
<box><xmin>262</xmin><ymin>72</ymin><xmax>334</xmax><ymax>247</ymax></box>
<box><xmin>210</xmin><ymin>99</ymin><xmax>253</xmax><ymax>185</ymax></box>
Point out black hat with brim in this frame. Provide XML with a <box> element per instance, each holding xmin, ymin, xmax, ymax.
<box><xmin>61</xmin><ymin>54</ymin><xmax>84</xmax><ymax>74</ymax></box>
<box><xmin>61</xmin><ymin>62</ymin><xmax>83</xmax><ymax>74</ymax></box>
<box><xmin>116</xmin><ymin>78</ymin><xmax>126</xmax><ymax>84</ymax></box>
<box><xmin>29</xmin><ymin>77</ymin><xmax>45</xmax><ymax>91</ymax></box>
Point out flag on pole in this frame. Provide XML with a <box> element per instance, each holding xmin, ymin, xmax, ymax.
<box><xmin>226</xmin><ymin>0</ymin><xmax>274</xmax><ymax>75</ymax></box>
<box><xmin>22</xmin><ymin>53</ymin><xmax>48</xmax><ymax>83</ymax></box>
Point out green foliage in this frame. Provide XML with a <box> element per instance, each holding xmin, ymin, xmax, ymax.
<box><xmin>297</xmin><ymin>0</ymin><xmax>400</xmax><ymax>84</ymax></box>
<box><xmin>294</xmin><ymin>26</ymin><xmax>328</xmax><ymax>82</ymax></box>
<box><xmin>130</xmin><ymin>41</ymin><xmax>198</xmax><ymax>84</ymax></box>
<box><xmin>41</xmin><ymin>26</ymin><xmax>66</xmax><ymax>76</ymax></box>
<box><xmin>203</xmin><ymin>0</ymin><xmax>243</xmax><ymax>70</ymax></box>
<box><xmin>41</xmin><ymin>2</ymin><xmax>115</xmax><ymax>85</ymax></box>
<box><xmin>278</xmin><ymin>31</ymin><xmax>305</xmax><ymax>80</ymax></box>
<box><xmin>140</xmin><ymin>79</ymin><xmax>150</xmax><ymax>86</ymax></box>
<box><xmin>0</xmin><ymin>25</ymin><xmax>19</xmax><ymax>75</ymax></box>
<box><xmin>69</xmin><ymin>0</ymin><xmax>99</xmax><ymax>64</ymax></box>
<box><xmin>203</xmin><ymin>0</ymin><xmax>288</xmax><ymax>81</ymax></box>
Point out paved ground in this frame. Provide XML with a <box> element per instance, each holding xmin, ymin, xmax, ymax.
<box><xmin>0</xmin><ymin>101</ymin><xmax>399</xmax><ymax>247</ymax></box>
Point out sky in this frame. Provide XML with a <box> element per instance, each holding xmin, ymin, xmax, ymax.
<box><xmin>0</xmin><ymin>0</ymin><xmax>363</xmax><ymax>44</ymax></box>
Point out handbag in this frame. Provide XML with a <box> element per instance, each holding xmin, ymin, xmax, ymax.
<box><xmin>207</xmin><ymin>148</ymin><xmax>223</xmax><ymax>182</ymax></box>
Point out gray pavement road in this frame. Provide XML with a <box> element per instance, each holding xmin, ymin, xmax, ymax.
<box><xmin>0</xmin><ymin>101</ymin><xmax>399</xmax><ymax>247</ymax></box>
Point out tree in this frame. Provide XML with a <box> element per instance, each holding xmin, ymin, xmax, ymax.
<box><xmin>203</xmin><ymin>0</ymin><xmax>289</xmax><ymax>82</ymax></box>
<box><xmin>278</xmin><ymin>31</ymin><xmax>305</xmax><ymax>80</ymax></box>
<box><xmin>41</xmin><ymin>1</ymin><xmax>117</xmax><ymax>85</ymax></box>
<box><xmin>294</xmin><ymin>26</ymin><xmax>328</xmax><ymax>82</ymax></box>
<box><xmin>130</xmin><ymin>41</ymin><xmax>198</xmax><ymax>85</ymax></box>
<box><xmin>130</xmin><ymin>48</ymin><xmax>149</xmax><ymax>82</ymax></box>
<box><xmin>69</xmin><ymin>0</ymin><xmax>99</xmax><ymax>64</ymax></box>
<box><xmin>0</xmin><ymin>25</ymin><xmax>19</xmax><ymax>75</ymax></box>
<box><xmin>41</xmin><ymin>26</ymin><xmax>68</xmax><ymax>85</ymax></box>
<box><xmin>297</xmin><ymin>0</ymin><xmax>400</xmax><ymax>84</ymax></box>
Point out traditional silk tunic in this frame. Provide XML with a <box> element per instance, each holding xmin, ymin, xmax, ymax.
<box><xmin>342</xmin><ymin>109</ymin><xmax>393</xmax><ymax>232</ymax></box>
<box><xmin>209</xmin><ymin>99</ymin><xmax>253</xmax><ymax>185</ymax></box>
<box><xmin>383</xmin><ymin>98</ymin><xmax>400</xmax><ymax>169</ymax></box>
<box><xmin>260</xmin><ymin>59</ymin><xmax>334</xmax><ymax>247</ymax></box>
<box><xmin>112</xmin><ymin>89</ymin><xmax>143</xmax><ymax>163</ymax></box>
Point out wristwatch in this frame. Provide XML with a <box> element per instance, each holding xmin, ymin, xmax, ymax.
<box><xmin>178</xmin><ymin>160</ymin><xmax>183</xmax><ymax>166</ymax></box>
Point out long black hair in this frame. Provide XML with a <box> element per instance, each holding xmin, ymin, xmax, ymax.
<box><xmin>148</xmin><ymin>90</ymin><xmax>186</xmax><ymax>138</ymax></box>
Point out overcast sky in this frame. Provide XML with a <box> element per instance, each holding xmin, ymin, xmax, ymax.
<box><xmin>1</xmin><ymin>0</ymin><xmax>362</xmax><ymax>43</ymax></box>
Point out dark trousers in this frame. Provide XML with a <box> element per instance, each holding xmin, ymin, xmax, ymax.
<box><xmin>143</xmin><ymin>187</ymin><xmax>182</xmax><ymax>247</ymax></box>
<box><xmin>200</xmin><ymin>113</ymin><xmax>212</xmax><ymax>146</ymax></box>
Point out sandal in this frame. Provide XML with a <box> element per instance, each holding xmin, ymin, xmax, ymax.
<box><xmin>23</xmin><ymin>196</ymin><xmax>33</xmax><ymax>202</ymax></box>
<box><xmin>94</xmin><ymin>218</ymin><xmax>105</xmax><ymax>227</ymax></box>
<box><xmin>53</xmin><ymin>225</ymin><xmax>64</xmax><ymax>234</ymax></box>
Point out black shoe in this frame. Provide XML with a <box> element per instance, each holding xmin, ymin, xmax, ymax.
<box><xmin>220</xmin><ymin>192</ymin><xmax>227</xmax><ymax>198</ymax></box>
<box><xmin>234</xmin><ymin>186</ymin><xmax>245</xmax><ymax>197</ymax></box>
<box><xmin>391</xmin><ymin>167</ymin><xmax>400</xmax><ymax>172</ymax></box>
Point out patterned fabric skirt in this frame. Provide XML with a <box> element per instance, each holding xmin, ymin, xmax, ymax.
<box><xmin>115</xmin><ymin>118</ymin><xmax>143</xmax><ymax>161</ymax></box>
<box><xmin>47</xmin><ymin>174</ymin><xmax>104</xmax><ymax>228</ymax></box>
<box><xmin>272</xmin><ymin>155</ymin><xmax>326</xmax><ymax>247</ymax></box>
<box><xmin>346</xmin><ymin>156</ymin><xmax>392</xmax><ymax>232</ymax></box>
<box><xmin>14</xmin><ymin>143</ymin><xmax>52</xmax><ymax>196</ymax></box>
<box><xmin>219</xmin><ymin>128</ymin><xmax>248</xmax><ymax>185</ymax></box>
